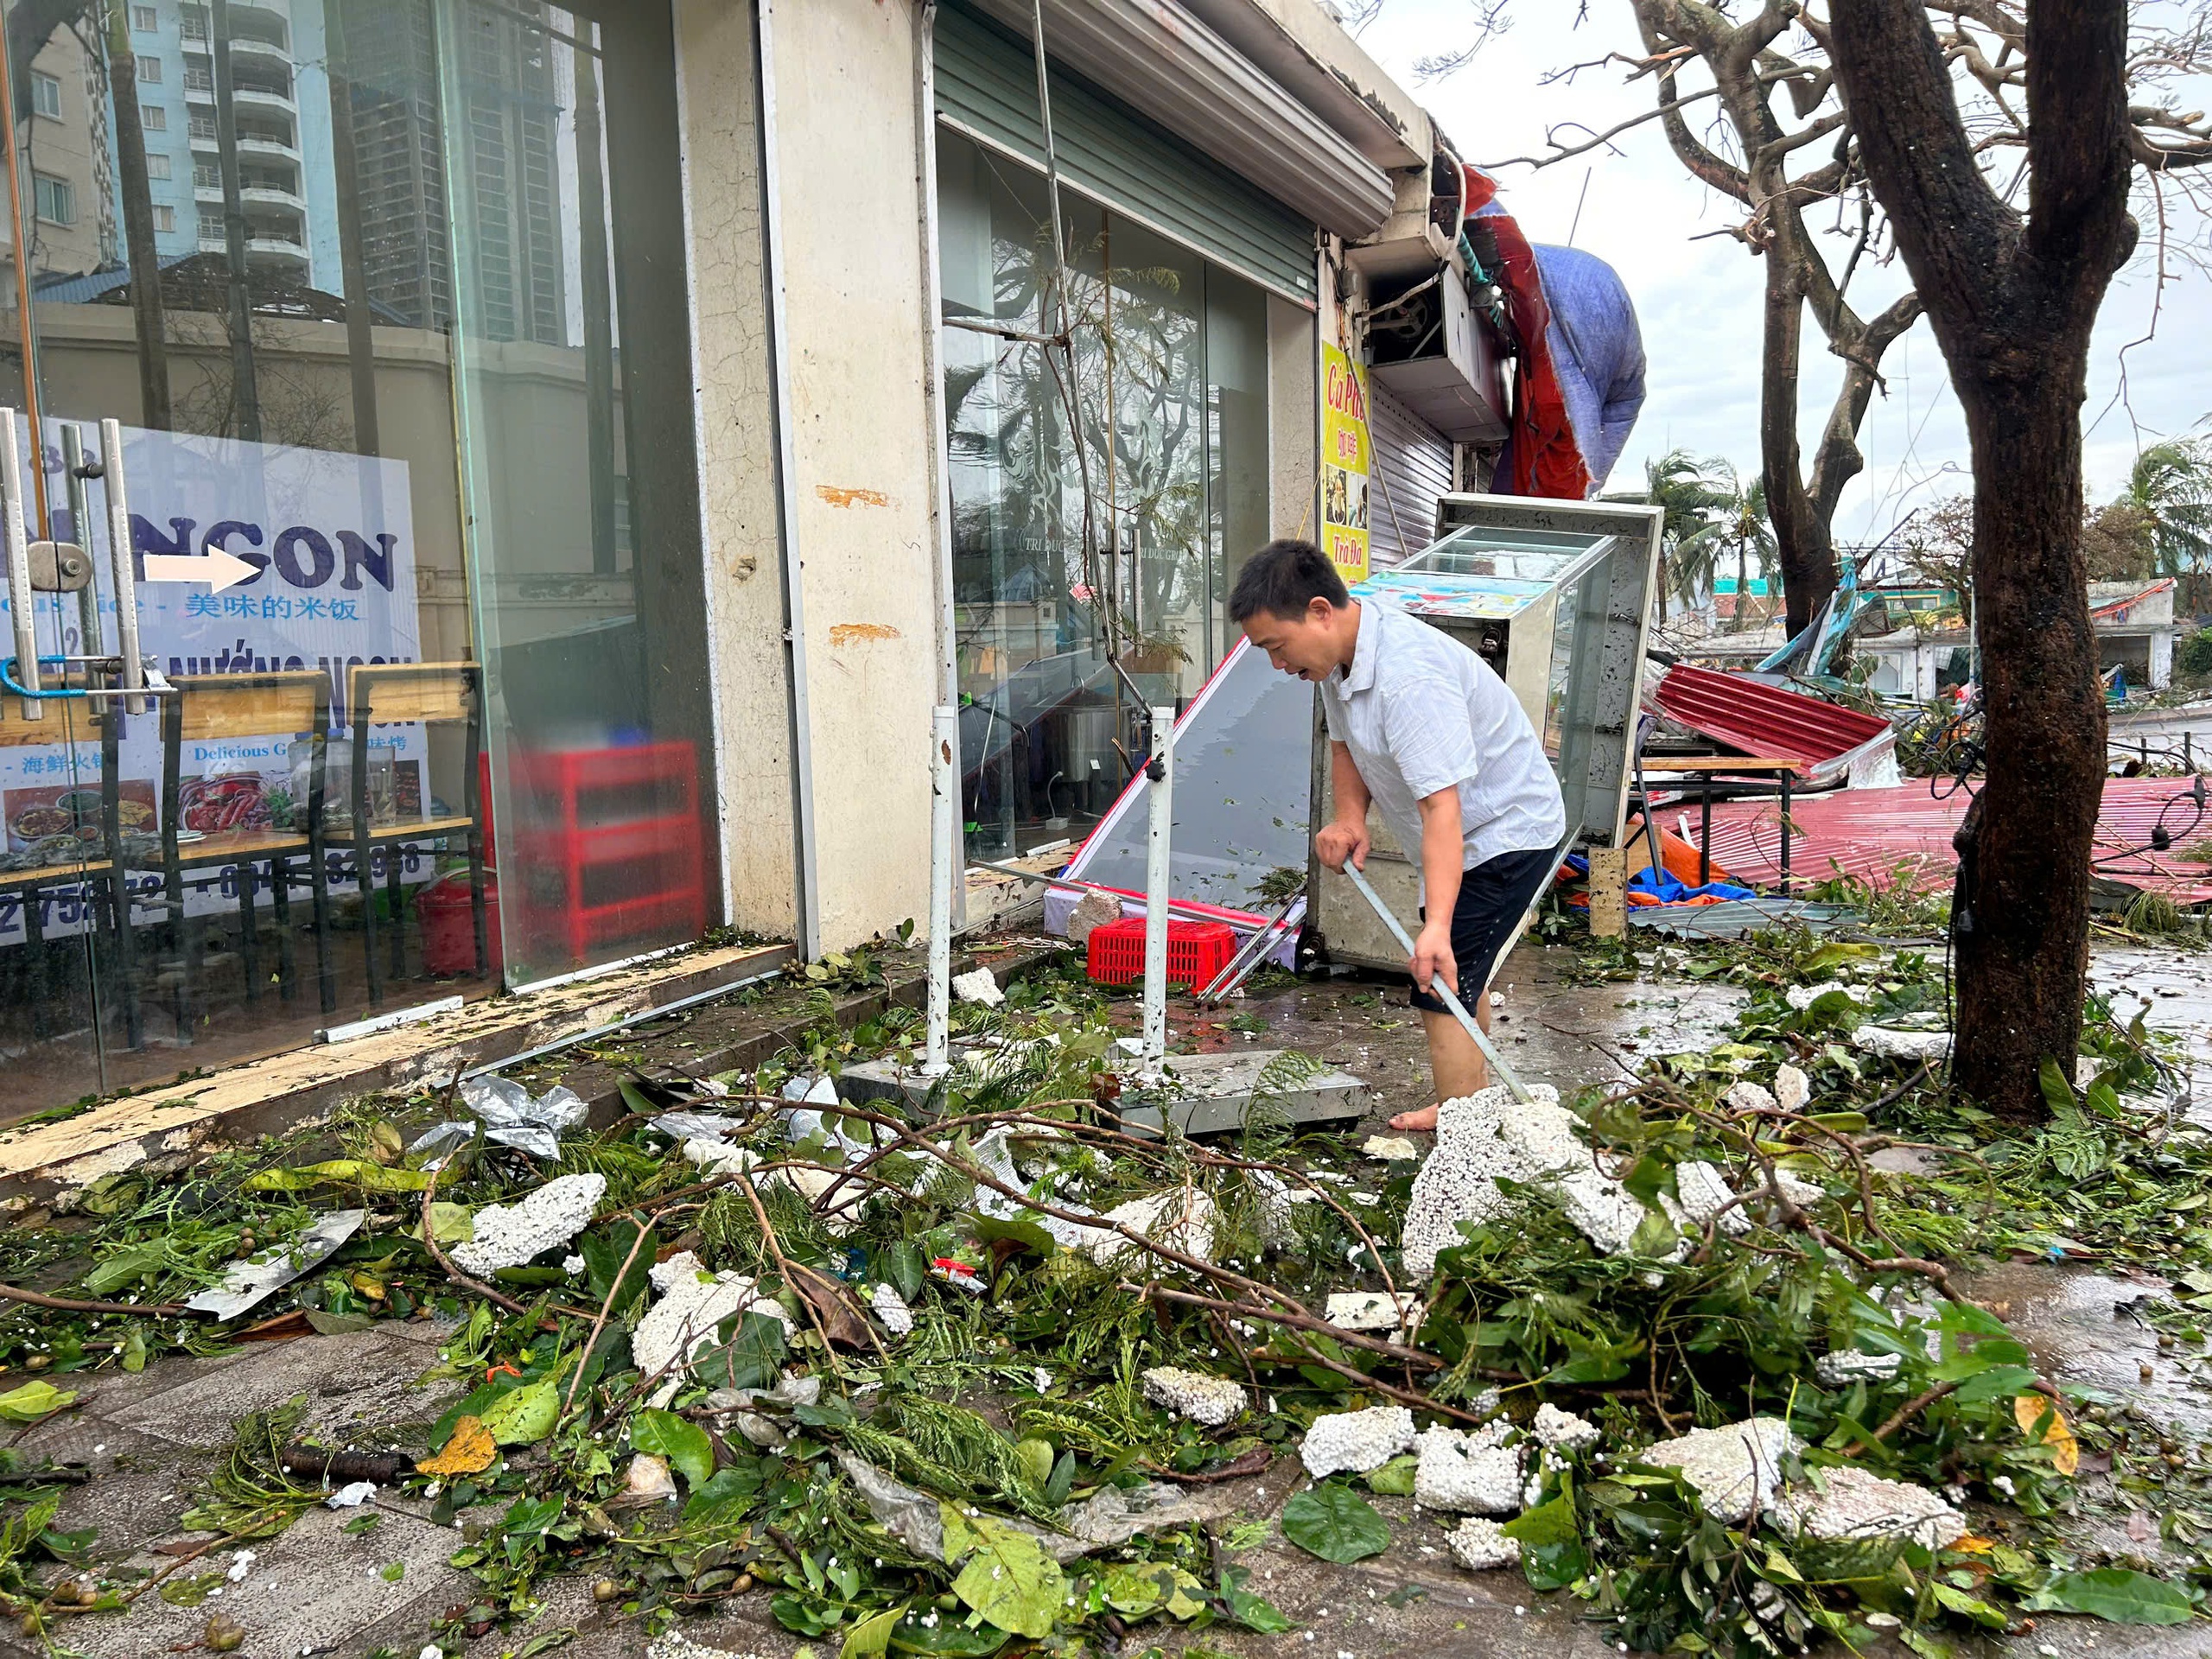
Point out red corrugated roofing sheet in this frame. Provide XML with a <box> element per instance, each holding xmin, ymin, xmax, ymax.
<box><xmin>1653</xmin><ymin>664</ymin><xmax>1893</xmax><ymax>770</ymax></box>
<box><xmin>1680</xmin><ymin>778</ymin><xmax>2212</xmax><ymax>905</ymax></box>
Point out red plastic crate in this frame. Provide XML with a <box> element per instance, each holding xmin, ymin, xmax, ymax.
<box><xmin>1086</xmin><ymin>917</ymin><xmax>1237</xmax><ymax>988</ymax></box>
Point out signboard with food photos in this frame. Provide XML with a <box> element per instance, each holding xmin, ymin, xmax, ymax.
<box><xmin>0</xmin><ymin>425</ymin><xmax>423</xmax><ymax>944</ymax></box>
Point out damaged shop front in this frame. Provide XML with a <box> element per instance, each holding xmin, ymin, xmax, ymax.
<box><xmin>0</xmin><ymin>0</ymin><xmax>1601</xmax><ymax>1129</ymax></box>
<box><xmin>0</xmin><ymin>0</ymin><xmax>736</xmax><ymax>1120</ymax></box>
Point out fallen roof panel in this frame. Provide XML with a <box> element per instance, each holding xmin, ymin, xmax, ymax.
<box><xmin>1652</xmin><ymin>664</ymin><xmax>1893</xmax><ymax>771</ymax></box>
<box><xmin>1681</xmin><ymin>778</ymin><xmax>2212</xmax><ymax>906</ymax></box>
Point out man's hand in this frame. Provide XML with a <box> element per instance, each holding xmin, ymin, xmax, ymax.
<box><xmin>1315</xmin><ymin>820</ymin><xmax>1370</xmax><ymax>873</ymax></box>
<box><xmin>1411</xmin><ymin>918</ymin><xmax>1457</xmax><ymax>996</ymax></box>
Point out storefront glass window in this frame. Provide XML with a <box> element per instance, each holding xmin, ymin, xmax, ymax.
<box><xmin>1</xmin><ymin>0</ymin><xmax>720</xmax><ymax>1118</ymax></box>
<box><xmin>937</xmin><ymin>128</ymin><xmax>1269</xmax><ymax>861</ymax></box>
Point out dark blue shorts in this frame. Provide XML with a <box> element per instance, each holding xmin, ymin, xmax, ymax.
<box><xmin>1408</xmin><ymin>845</ymin><xmax>1558</xmax><ymax>1014</ymax></box>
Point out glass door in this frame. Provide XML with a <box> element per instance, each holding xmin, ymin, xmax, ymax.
<box><xmin>3</xmin><ymin>0</ymin><xmax>725</xmax><ymax>1115</ymax></box>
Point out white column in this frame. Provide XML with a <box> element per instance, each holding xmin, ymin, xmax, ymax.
<box><xmin>1141</xmin><ymin>704</ymin><xmax>1174</xmax><ymax>1069</ymax></box>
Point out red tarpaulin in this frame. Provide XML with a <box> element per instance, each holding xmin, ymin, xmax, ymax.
<box><xmin>1684</xmin><ymin>778</ymin><xmax>2212</xmax><ymax>906</ymax></box>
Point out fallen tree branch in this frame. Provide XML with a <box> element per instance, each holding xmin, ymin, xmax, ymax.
<box><xmin>0</xmin><ymin>1282</ymin><xmax>185</xmax><ymax>1318</ymax></box>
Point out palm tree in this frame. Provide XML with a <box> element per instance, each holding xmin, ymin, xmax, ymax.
<box><xmin>1675</xmin><ymin>461</ymin><xmax>1779</xmax><ymax>631</ymax></box>
<box><xmin>2118</xmin><ymin>437</ymin><xmax>2212</xmax><ymax>608</ymax></box>
<box><xmin>1604</xmin><ymin>448</ymin><xmax>1732</xmax><ymax>622</ymax></box>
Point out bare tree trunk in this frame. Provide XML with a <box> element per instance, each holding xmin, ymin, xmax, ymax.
<box><xmin>1830</xmin><ymin>0</ymin><xmax>2133</xmax><ymax>1123</ymax></box>
<box><xmin>1758</xmin><ymin>257</ymin><xmax>1830</xmax><ymax>639</ymax></box>
<box><xmin>103</xmin><ymin>0</ymin><xmax>168</xmax><ymax>428</ymax></box>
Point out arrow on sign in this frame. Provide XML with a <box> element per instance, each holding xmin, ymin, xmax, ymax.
<box><xmin>141</xmin><ymin>547</ymin><xmax>257</xmax><ymax>594</ymax></box>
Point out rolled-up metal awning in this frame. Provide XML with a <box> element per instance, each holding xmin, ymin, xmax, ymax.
<box><xmin>963</xmin><ymin>0</ymin><xmax>1395</xmax><ymax>240</ymax></box>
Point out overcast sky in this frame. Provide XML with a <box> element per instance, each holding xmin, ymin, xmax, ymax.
<box><xmin>1353</xmin><ymin>2</ymin><xmax>2212</xmax><ymax>543</ymax></box>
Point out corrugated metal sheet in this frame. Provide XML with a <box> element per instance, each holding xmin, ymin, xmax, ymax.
<box><xmin>1366</xmin><ymin>378</ymin><xmax>1452</xmax><ymax>569</ymax></box>
<box><xmin>1653</xmin><ymin>664</ymin><xmax>1891</xmax><ymax>770</ymax></box>
<box><xmin>935</xmin><ymin>2</ymin><xmax>1319</xmax><ymax>303</ymax></box>
<box><xmin>1687</xmin><ymin>779</ymin><xmax>2212</xmax><ymax>906</ymax></box>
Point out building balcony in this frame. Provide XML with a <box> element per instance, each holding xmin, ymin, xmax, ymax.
<box><xmin>232</xmin><ymin>84</ymin><xmax>296</xmax><ymax>116</ymax></box>
<box><xmin>195</xmin><ymin>181</ymin><xmax>305</xmax><ymax>213</ymax></box>
<box><xmin>227</xmin><ymin>35</ymin><xmax>293</xmax><ymax>69</ymax></box>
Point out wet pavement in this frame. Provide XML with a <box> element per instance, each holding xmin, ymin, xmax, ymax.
<box><xmin>1197</xmin><ymin>938</ymin><xmax>1750</xmax><ymax>1126</ymax></box>
<box><xmin>2090</xmin><ymin>944</ymin><xmax>2212</xmax><ymax>1119</ymax></box>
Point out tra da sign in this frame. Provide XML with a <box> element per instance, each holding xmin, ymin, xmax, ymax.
<box><xmin>1320</xmin><ymin>344</ymin><xmax>1371</xmax><ymax>582</ymax></box>
<box><xmin>0</xmin><ymin>423</ymin><xmax>426</xmax><ymax>944</ymax></box>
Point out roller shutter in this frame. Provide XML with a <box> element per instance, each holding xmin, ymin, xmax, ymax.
<box><xmin>934</xmin><ymin>0</ymin><xmax>1319</xmax><ymax>304</ymax></box>
<box><xmin>1367</xmin><ymin>378</ymin><xmax>1453</xmax><ymax>568</ymax></box>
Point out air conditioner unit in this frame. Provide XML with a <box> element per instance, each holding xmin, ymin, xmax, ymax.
<box><xmin>1365</xmin><ymin>266</ymin><xmax>1509</xmax><ymax>444</ymax></box>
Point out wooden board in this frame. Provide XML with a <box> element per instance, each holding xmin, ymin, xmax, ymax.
<box><xmin>175</xmin><ymin>673</ymin><xmax>323</xmax><ymax>742</ymax></box>
<box><xmin>1641</xmin><ymin>756</ymin><xmax>1800</xmax><ymax>772</ymax></box>
<box><xmin>365</xmin><ymin>814</ymin><xmax>475</xmax><ymax>842</ymax></box>
<box><xmin>0</xmin><ymin>699</ymin><xmax>104</xmax><ymax>748</ymax></box>
<box><xmin>1586</xmin><ymin>845</ymin><xmax>1628</xmax><ymax>938</ymax></box>
<box><xmin>351</xmin><ymin>664</ymin><xmax>472</xmax><ymax>726</ymax></box>
<box><xmin>0</xmin><ymin>858</ymin><xmax>112</xmax><ymax>888</ymax></box>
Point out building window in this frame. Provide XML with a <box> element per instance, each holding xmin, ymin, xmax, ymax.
<box><xmin>145</xmin><ymin>152</ymin><xmax>171</xmax><ymax>180</ymax></box>
<box><xmin>188</xmin><ymin>111</ymin><xmax>213</xmax><ymax>141</ymax></box>
<box><xmin>181</xmin><ymin>4</ymin><xmax>207</xmax><ymax>41</ymax></box>
<box><xmin>131</xmin><ymin>3</ymin><xmax>156</xmax><ymax>29</ymax></box>
<box><xmin>936</xmin><ymin>128</ymin><xmax>1271</xmax><ymax>858</ymax></box>
<box><xmin>29</xmin><ymin>72</ymin><xmax>60</xmax><ymax>119</ymax></box>
<box><xmin>33</xmin><ymin>174</ymin><xmax>74</xmax><ymax>226</ymax></box>
<box><xmin>152</xmin><ymin>204</ymin><xmax>175</xmax><ymax>233</ymax></box>
<box><xmin>136</xmin><ymin>54</ymin><xmax>162</xmax><ymax>84</ymax></box>
<box><xmin>194</xmin><ymin>161</ymin><xmax>218</xmax><ymax>188</ymax></box>
<box><xmin>142</xmin><ymin>103</ymin><xmax>167</xmax><ymax>130</ymax></box>
<box><xmin>183</xmin><ymin>62</ymin><xmax>212</xmax><ymax>93</ymax></box>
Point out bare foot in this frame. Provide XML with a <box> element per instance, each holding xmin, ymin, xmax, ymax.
<box><xmin>1387</xmin><ymin>1104</ymin><xmax>1440</xmax><ymax>1132</ymax></box>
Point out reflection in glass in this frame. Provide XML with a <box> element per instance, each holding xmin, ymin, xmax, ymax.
<box><xmin>937</xmin><ymin>129</ymin><xmax>1272</xmax><ymax>862</ymax></box>
<box><xmin>1</xmin><ymin>0</ymin><xmax>718</xmax><ymax>1116</ymax></box>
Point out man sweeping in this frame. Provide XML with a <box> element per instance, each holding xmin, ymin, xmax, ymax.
<box><xmin>1230</xmin><ymin>539</ymin><xmax>1564</xmax><ymax>1131</ymax></box>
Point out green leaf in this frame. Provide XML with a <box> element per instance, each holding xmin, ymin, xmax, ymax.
<box><xmin>884</xmin><ymin>1241</ymin><xmax>926</xmax><ymax>1304</ymax></box>
<box><xmin>1929</xmin><ymin>1582</ymin><xmax>2005</xmax><ymax>1629</ymax></box>
<box><xmin>2024</xmin><ymin>1568</ymin><xmax>2195</xmax><ymax>1624</ymax></box>
<box><xmin>0</xmin><ymin>1382</ymin><xmax>76</xmax><ymax>1424</ymax></box>
<box><xmin>632</xmin><ymin>1409</ymin><xmax>716</xmax><ymax>1489</ymax></box>
<box><xmin>842</xmin><ymin>1607</ymin><xmax>905</xmax><ymax>1659</ymax></box>
<box><xmin>1219</xmin><ymin>1566</ymin><xmax>1296</xmax><ymax>1633</ymax></box>
<box><xmin>940</xmin><ymin>1504</ymin><xmax>1065</xmax><ymax>1639</ymax></box>
<box><xmin>1500</xmin><ymin>1494</ymin><xmax>1579</xmax><ymax>1548</ymax></box>
<box><xmin>969</xmin><ymin>1213</ymin><xmax>1058</xmax><ymax>1256</ymax></box>
<box><xmin>693</xmin><ymin>1311</ymin><xmax>790</xmax><ymax>1395</ymax></box>
<box><xmin>2038</xmin><ymin>1057</ymin><xmax>2079</xmax><ymax>1120</ymax></box>
<box><xmin>242</xmin><ymin>1160</ymin><xmax>430</xmax><ymax>1193</ymax></box>
<box><xmin>423</xmin><ymin>1202</ymin><xmax>474</xmax><ymax>1244</ymax></box>
<box><xmin>82</xmin><ymin>1245</ymin><xmax>168</xmax><ymax>1294</ymax></box>
<box><xmin>478</xmin><ymin>1377</ymin><xmax>560</xmax><ymax>1447</ymax></box>
<box><xmin>581</xmin><ymin>1218</ymin><xmax>658</xmax><ymax>1315</ymax></box>
<box><xmin>378</xmin><ymin>1560</ymin><xmax>405</xmax><ymax>1583</ymax></box>
<box><xmin>1365</xmin><ymin>1453</ymin><xmax>1416</xmax><ymax>1496</ymax></box>
<box><xmin>1099</xmin><ymin>1562</ymin><xmax>1206</xmax><ymax>1620</ymax></box>
<box><xmin>1280</xmin><ymin>1483</ymin><xmax>1389</xmax><ymax>1563</ymax></box>
<box><xmin>886</xmin><ymin>1619</ymin><xmax>1009</xmax><ymax>1656</ymax></box>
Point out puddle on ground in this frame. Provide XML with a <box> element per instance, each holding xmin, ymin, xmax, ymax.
<box><xmin>1959</xmin><ymin>1258</ymin><xmax>2212</xmax><ymax>1440</ymax></box>
<box><xmin>2090</xmin><ymin>945</ymin><xmax>2212</xmax><ymax>1122</ymax></box>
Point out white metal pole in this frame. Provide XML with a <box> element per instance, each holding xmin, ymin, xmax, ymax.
<box><xmin>1141</xmin><ymin>704</ymin><xmax>1173</xmax><ymax>1068</ymax></box>
<box><xmin>925</xmin><ymin>704</ymin><xmax>957</xmax><ymax>1075</ymax></box>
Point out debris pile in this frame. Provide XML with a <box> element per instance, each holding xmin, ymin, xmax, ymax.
<box><xmin>0</xmin><ymin>932</ymin><xmax>2200</xmax><ymax>1656</ymax></box>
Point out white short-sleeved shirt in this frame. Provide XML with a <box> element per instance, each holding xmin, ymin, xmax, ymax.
<box><xmin>1319</xmin><ymin>599</ymin><xmax>1567</xmax><ymax>880</ymax></box>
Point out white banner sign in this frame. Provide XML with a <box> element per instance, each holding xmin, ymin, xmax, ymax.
<box><xmin>0</xmin><ymin>423</ymin><xmax>424</xmax><ymax>945</ymax></box>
